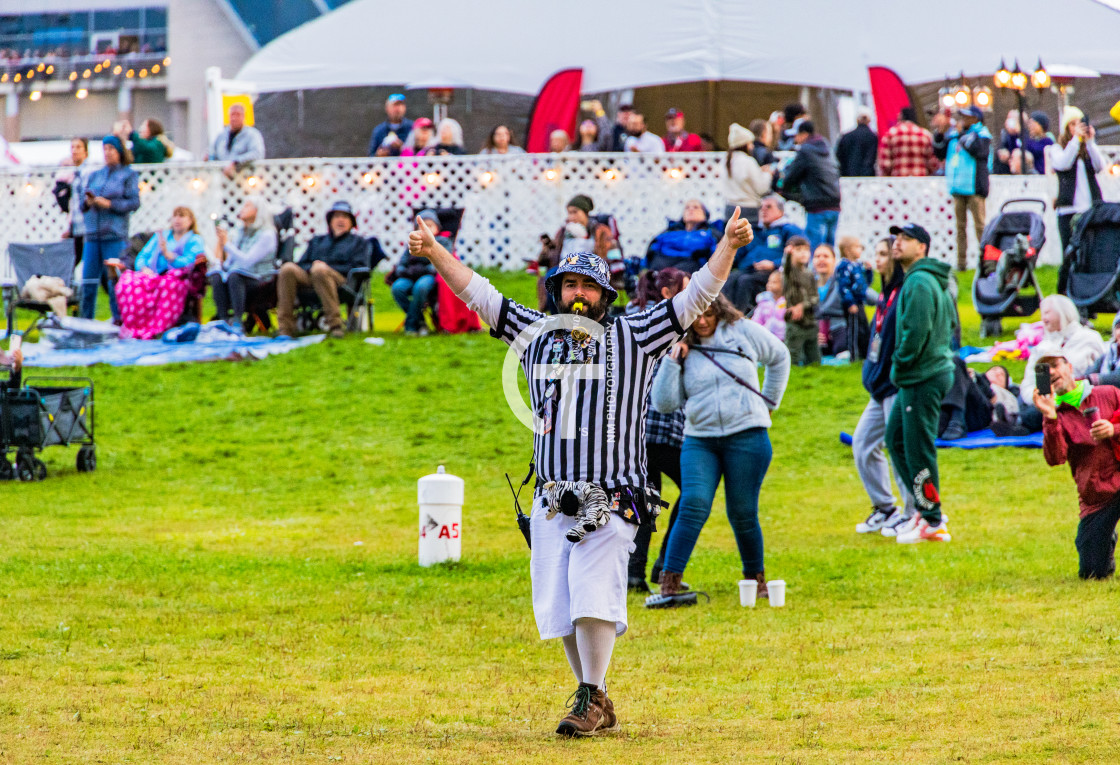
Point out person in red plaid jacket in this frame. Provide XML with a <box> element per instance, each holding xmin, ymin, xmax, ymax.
<box><xmin>877</xmin><ymin>108</ymin><xmax>937</xmax><ymax>177</ymax></box>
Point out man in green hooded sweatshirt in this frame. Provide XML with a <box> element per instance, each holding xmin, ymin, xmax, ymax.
<box><xmin>885</xmin><ymin>223</ymin><xmax>956</xmax><ymax>544</ymax></box>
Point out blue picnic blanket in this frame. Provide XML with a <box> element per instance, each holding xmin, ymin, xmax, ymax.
<box><xmin>840</xmin><ymin>428</ymin><xmax>1042</xmax><ymax>450</ymax></box>
<box><xmin>23</xmin><ymin>322</ymin><xmax>324</xmax><ymax>367</ymax></box>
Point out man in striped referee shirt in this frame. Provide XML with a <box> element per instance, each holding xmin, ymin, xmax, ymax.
<box><xmin>408</xmin><ymin>209</ymin><xmax>752</xmax><ymax>736</ymax></box>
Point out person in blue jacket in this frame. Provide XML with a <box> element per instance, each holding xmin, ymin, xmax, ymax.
<box><xmin>935</xmin><ymin>106</ymin><xmax>992</xmax><ymax>270</ymax></box>
<box><xmin>644</xmin><ymin>199</ymin><xmax>722</xmax><ymax>273</ymax></box>
<box><xmin>80</xmin><ymin>135</ymin><xmax>140</xmax><ymax>320</ymax></box>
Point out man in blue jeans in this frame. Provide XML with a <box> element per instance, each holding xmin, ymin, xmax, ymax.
<box><xmin>780</xmin><ymin>120</ymin><xmax>842</xmax><ymax>252</ymax></box>
<box><xmin>389</xmin><ymin>210</ymin><xmax>445</xmax><ymax>335</ymax></box>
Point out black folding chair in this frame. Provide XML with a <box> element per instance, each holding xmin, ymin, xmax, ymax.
<box><xmin>5</xmin><ymin>241</ymin><xmax>78</xmax><ymax>337</ymax></box>
<box><xmin>294</xmin><ymin>237</ymin><xmax>386</xmax><ymax>333</ymax></box>
<box><xmin>242</xmin><ymin>231</ymin><xmax>297</xmax><ymax>333</ymax></box>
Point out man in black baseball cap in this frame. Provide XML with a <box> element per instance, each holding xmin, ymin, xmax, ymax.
<box><xmin>889</xmin><ymin>222</ymin><xmax>931</xmax><ymax>250</ymax></box>
<box><xmin>883</xmin><ymin>221</ymin><xmax>957</xmax><ymax>544</ymax></box>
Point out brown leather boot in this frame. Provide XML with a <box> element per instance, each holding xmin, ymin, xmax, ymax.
<box><xmin>749</xmin><ymin>571</ymin><xmax>769</xmax><ymax>599</ymax></box>
<box><xmin>556</xmin><ymin>683</ymin><xmax>615</xmax><ymax>737</ymax></box>
<box><xmin>659</xmin><ymin>570</ymin><xmax>684</xmax><ymax>596</ymax></box>
<box><xmin>644</xmin><ymin>571</ymin><xmax>700</xmax><ymax>608</ymax></box>
<box><xmin>598</xmin><ymin>689</ymin><xmax>619</xmax><ymax>732</ymax></box>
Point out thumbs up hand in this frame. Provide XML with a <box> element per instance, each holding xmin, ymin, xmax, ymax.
<box><xmin>724</xmin><ymin>206</ymin><xmax>754</xmax><ymax>249</ymax></box>
<box><xmin>408</xmin><ymin>216</ymin><xmax>439</xmax><ymax>260</ymax></box>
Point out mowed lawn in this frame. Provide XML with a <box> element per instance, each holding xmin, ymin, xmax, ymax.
<box><xmin>1</xmin><ymin>266</ymin><xmax>1119</xmax><ymax>764</ymax></box>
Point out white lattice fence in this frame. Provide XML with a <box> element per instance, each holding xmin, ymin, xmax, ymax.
<box><xmin>1</xmin><ymin>152</ymin><xmax>1118</xmax><ymax>277</ymax></box>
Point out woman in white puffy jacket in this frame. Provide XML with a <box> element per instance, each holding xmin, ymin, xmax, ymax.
<box><xmin>649</xmin><ymin>294</ymin><xmax>790</xmax><ymax>604</ymax></box>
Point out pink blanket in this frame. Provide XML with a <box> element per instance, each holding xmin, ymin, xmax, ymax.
<box><xmin>116</xmin><ymin>267</ymin><xmax>194</xmax><ymax>340</ymax></box>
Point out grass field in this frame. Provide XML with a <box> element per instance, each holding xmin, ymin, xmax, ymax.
<box><xmin>1</xmin><ymin>265</ymin><xmax>1119</xmax><ymax>763</ymax></box>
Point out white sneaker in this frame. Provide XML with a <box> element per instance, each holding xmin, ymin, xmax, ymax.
<box><xmin>882</xmin><ymin>510</ymin><xmax>916</xmax><ymax>538</ymax></box>
<box><xmin>857</xmin><ymin>507</ymin><xmax>894</xmax><ymax>534</ymax></box>
<box><xmin>896</xmin><ymin>517</ymin><xmax>952</xmax><ymax>544</ymax></box>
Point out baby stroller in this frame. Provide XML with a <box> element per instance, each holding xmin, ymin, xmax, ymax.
<box><xmin>1066</xmin><ymin>202</ymin><xmax>1120</xmax><ymax>314</ymax></box>
<box><xmin>0</xmin><ymin>371</ymin><xmax>95</xmax><ymax>481</ymax></box>
<box><xmin>971</xmin><ymin>199</ymin><xmax>1046</xmax><ymax>338</ymax></box>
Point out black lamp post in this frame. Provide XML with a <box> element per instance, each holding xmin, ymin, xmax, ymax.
<box><xmin>995</xmin><ymin>58</ymin><xmax>1049</xmax><ymax>172</ymax></box>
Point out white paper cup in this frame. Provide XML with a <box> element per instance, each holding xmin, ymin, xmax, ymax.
<box><xmin>738</xmin><ymin>579</ymin><xmax>758</xmax><ymax>607</ymax></box>
<box><xmin>768</xmin><ymin>580</ymin><xmax>786</xmax><ymax>607</ymax></box>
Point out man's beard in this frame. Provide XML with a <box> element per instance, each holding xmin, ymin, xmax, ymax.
<box><xmin>558</xmin><ymin>295</ymin><xmax>610</xmax><ymax>321</ymax></box>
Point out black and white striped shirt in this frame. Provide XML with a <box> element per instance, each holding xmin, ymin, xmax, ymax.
<box><xmin>459</xmin><ymin>267</ymin><xmax>724</xmax><ymax>490</ymax></box>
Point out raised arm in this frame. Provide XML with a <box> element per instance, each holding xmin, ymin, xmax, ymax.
<box><xmin>408</xmin><ymin>216</ymin><xmax>475</xmax><ymax>293</ymax></box>
<box><xmin>663</xmin><ymin>208</ymin><xmax>753</xmax><ymax>330</ymax></box>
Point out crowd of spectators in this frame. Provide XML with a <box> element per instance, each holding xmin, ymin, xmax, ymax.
<box><xmin>36</xmin><ymin>93</ymin><xmax>1120</xmax><ymax>581</ymax></box>
<box><xmin>0</xmin><ymin>40</ymin><xmax>164</xmax><ymax>64</ymax></box>
<box><xmin>44</xmin><ymin>96</ymin><xmax>1110</xmax><ymax>350</ymax></box>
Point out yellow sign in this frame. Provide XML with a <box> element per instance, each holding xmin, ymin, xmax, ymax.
<box><xmin>1110</xmin><ymin>99</ymin><xmax>1120</xmax><ymax>125</ymax></box>
<box><xmin>221</xmin><ymin>94</ymin><xmax>255</xmax><ymax>126</ymax></box>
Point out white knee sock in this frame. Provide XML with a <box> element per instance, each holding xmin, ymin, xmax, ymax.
<box><xmin>561</xmin><ymin>633</ymin><xmax>583</xmax><ymax>684</ymax></box>
<box><xmin>574</xmin><ymin>617</ymin><xmax>616</xmax><ymax>689</ymax></box>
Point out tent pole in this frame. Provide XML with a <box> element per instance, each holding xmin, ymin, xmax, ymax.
<box><xmin>707</xmin><ymin>80</ymin><xmax>717</xmax><ymax>147</ymax></box>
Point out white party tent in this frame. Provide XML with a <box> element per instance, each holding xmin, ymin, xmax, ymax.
<box><xmin>237</xmin><ymin>0</ymin><xmax>1120</xmax><ymax>94</ymax></box>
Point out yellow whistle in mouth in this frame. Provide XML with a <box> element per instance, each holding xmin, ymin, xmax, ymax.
<box><xmin>573</xmin><ymin>301</ymin><xmax>585</xmax><ymax>312</ymax></box>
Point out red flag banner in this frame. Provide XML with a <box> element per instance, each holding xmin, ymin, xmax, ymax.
<box><xmin>526</xmin><ymin>68</ymin><xmax>583</xmax><ymax>153</ymax></box>
<box><xmin>868</xmin><ymin>66</ymin><xmax>912</xmax><ymax>136</ymax></box>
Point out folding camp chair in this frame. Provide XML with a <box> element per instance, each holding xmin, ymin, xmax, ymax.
<box><xmin>294</xmin><ymin>236</ymin><xmax>386</xmax><ymax>333</ymax></box>
<box><xmin>4</xmin><ymin>241</ymin><xmax>79</xmax><ymax>338</ymax></box>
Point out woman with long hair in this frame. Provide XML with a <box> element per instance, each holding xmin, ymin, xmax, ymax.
<box><xmin>480</xmin><ymin>124</ymin><xmax>525</xmax><ymax>155</ymax></box>
<box><xmin>852</xmin><ymin>236</ymin><xmax>916</xmax><ymax>536</ymax></box>
<box><xmin>80</xmin><ymin>135</ymin><xmax>139</xmax><ymax>320</ymax></box>
<box><xmin>116</xmin><ymin>206</ymin><xmax>206</xmax><ymax>339</ymax></box>
<box><xmin>647</xmin><ymin>294</ymin><xmax>790</xmax><ymax>606</ymax></box>
<box><xmin>575</xmin><ymin>119</ymin><xmax>606</xmax><ymax>152</ymax></box>
<box><xmin>209</xmin><ymin>195</ymin><xmax>278</xmax><ymax>332</ymax></box>
<box><xmin>722</xmin><ymin>123</ymin><xmax>773</xmax><ymax>227</ymax></box>
<box><xmin>1048</xmin><ymin>107</ymin><xmax>1104</xmax><ymax>295</ymax></box>
<box><xmin>626</xmin><ymin>268</ymin><xmax>690</xmax><ymax>592</ymax></box>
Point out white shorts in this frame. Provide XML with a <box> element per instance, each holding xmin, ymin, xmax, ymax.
<box><xmin>529</xmin><ymin>492</ymin><xmax>638</xmax><ymax>641</ymax></box>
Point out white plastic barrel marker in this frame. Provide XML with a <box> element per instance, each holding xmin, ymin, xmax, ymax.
<box><xmin>417</xmin><ymin>465</ymin><xmax>463</xmax><ymax>567</ymax></box>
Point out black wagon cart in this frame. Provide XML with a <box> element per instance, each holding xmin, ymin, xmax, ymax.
<box><xmin>0</xmin><ymin>375</ymin><xmax>95</xmax><ymax>481</ymax></box>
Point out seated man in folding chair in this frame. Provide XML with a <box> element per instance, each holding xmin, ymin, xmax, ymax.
<box><xmin>276</xmin><ymin>200</ymin><xmax>370</xmax><ymax>339</ymax></box>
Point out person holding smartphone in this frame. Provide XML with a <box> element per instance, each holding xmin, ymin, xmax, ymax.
<box><xmin>1048</xmin><ymin>107</ymin><xmax>1105</xmax><ymax>295</ymax></box>
<box><xmin>1033</xmin><ymin>343</ymin><xmax>1120</xmax><ymax>579</ymax></box>
<box><xmin>79</xmin><ymin>135</ymin><xmax>139</xmax><ymax>321</ymax></box>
